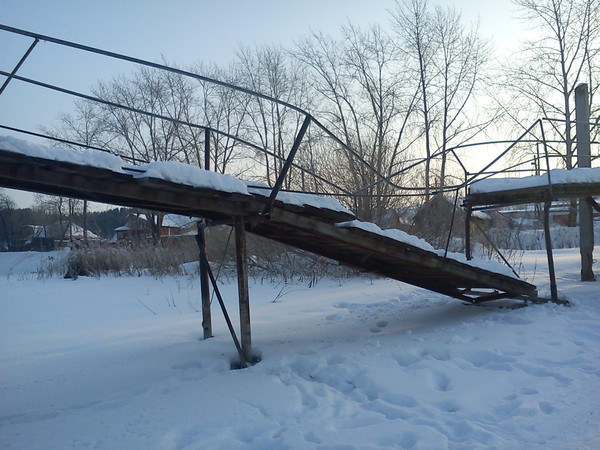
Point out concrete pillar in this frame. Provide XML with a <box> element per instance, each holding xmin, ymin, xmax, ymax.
<box><xmin>575</xmin><ymin>83</ymin><xmax>596</xmax><ymax>281</ymax></box>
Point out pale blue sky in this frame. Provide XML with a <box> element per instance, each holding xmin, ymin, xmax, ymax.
<box><xmin>1</xmin><ymin>0</ymin><xmax>525</xmax><ymax>207</ymax></box>
<box><xmin>2</xmin><ymin>1</ymin><xmax>524</xmax><ymax>63</ymax></box>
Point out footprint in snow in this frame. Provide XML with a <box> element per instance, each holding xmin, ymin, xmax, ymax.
<box><xmin>327</xmin><ymin>353</ymin><xmax>345</xmax><ymax>365</ymax></box>
<box><xmin>431</xmin><ymin>370</ymin><xmax>453</xmax><ymax>392</ymax></box>
<box><xmin>171</xmin><ymin>361</ymin><xmax>202</xmax><ymax>370</ymax></box>
<box><xmin>2</xmin><ymin>411</ymin><xmax>60</xmax><ymax>425</ymax></box>
<box><xmin>515</xmin><ymin>363</ymin><xmax>572</xmax><ymax>386</ymax></box>
<box><xmin>460</xmin><ymin>349</ymin><xmax>516</xmax><ymax>370</ymax></box>
<box><xmin>399</xmin><ymin>432</ymin><xmax>417</xmax><ymax>448</ymax></box>
<box><xmin>369</xmin><ymin>320</ymin><xmax>388</xmax><ymax>333</ymax></box>
<box><xmin>520</xmin><ymin>387</ymin><xmax>538</xmax><ymax>396</ymax></box>
<box><xmin>303</xmin><ymin>431</ymin><xmax>322</xmax><ymax>444</ymax></box>
<box><xmin>394</xmin><ymin>352</ymin><xmax>420</xmax><ymax>367</ymax></box>
<box><xmin>421</xmin><ymin>347</ymin><xmax>451</xmax><ymax>361</ymax></box>
<box><xmin>437</xmin><ymin>399</ymin><xmax>461</xmax><ymax>412</ymax></box>
<box><xmin>380</xmin><ymin>392</ymin><xmax>418</xmax><ymax>408</ymax></box>
<box><xmin>538</xmin><ymin>401</ymin><xmax>555</xmax><ymax>414</ymax></box>
<box><xmin>297</xmin><ymin>348</ymin><xmax>318</xmax><ymax>356</ymax></box>
<box><xmin>493</xmin><ymin>399</ymin><xmax>523</xmax><ymax>419</ymax></box>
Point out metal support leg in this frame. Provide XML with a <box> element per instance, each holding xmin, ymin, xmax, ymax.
<box><xmin>543</xmin><ymin>200</ymin><xmax>558</xmax><ymax>302</ymax></box>
<box><xmin>198</xmin><ymin>229</ymin><xmax>247</xmax><ymax>367</ymax></box>
<box><xmin>579</xmin><ymin>197</ymin><xmax>596</xmax><ymax>281</ymax></box>
<box><xmin>235</xmin><ymin>216</ymin><xmax>253</xmax><ymax>364</ymax></box>
<box><xmin>465</xmin><ymin>205</ymin><xmax>472</xmax><ymax>260</ymax></box>
<box><xmin>444</xmin><ymin>189</ymin><xmax>460</xmax><ymax>258</ymax></box>
<box><xmin>195</xmin><ymin>222</ymin><xmax>212</xmax><ymax>339</ymax></box>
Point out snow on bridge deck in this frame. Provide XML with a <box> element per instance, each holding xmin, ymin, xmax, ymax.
<box><xmin>466</xmin><ymin>169</ymin><xmax>600</xmax><ymax>209</ymax></box>
<box><xmin>0</xmin><ymin>136</ymin><xmax>538</xmax><ymax>303</ymax></box>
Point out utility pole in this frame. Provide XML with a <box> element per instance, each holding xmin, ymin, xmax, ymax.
<box><xmin>575</xmin><ymin>83</ymin><xmax>596</xmax><ymax>281</ymax></box>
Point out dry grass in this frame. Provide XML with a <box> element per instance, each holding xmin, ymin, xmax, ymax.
<box><xmin>38</xmin><ymin>229</ymin><xmax>359</xmax><ymax>284</ymax></box>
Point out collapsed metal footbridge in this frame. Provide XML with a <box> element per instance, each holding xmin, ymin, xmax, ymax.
<box><xmin>0</xmin><ymin>142</ymin><xmax>539</xmax><ymax>364</ymax></box>
<box><xmin>0</xmin><ymin>24</ymin><xmax>546</xmax><ymax>366</ymax></box>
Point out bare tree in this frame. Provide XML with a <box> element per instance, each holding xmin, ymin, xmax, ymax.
<box><xmin>33</xmin><ymin>194</ymin><xmax>82</xmax><ymax>246</ymax></box>
<box><xmin>0</xmin><ymin>190</ymin><xmax>16</xmax><ymax>250</ymax></box>
<box><xmin>235</xmin><ymin>44</ymin><xmax>313</xmax><ymax>187</ymax></box>
<box><xmin>430</xmin><ymin>5</ymin><xmax>490</xmax><ymax>188</ymax></box>
<box><xmin>43</xmin><ymin>99</ymin><xmax>113</xmax><ymax>244</ymax></box>
<box><xmin>501</xmin><ymin>0</ymin><xmax>599</xmax><ymax>168</ymax></box>
<box><xmin>498</xmin><ymin>0</ymin><xmax>599</xmax><ymax>225</ymax></box>
<box><xmin>159</xmin><ymin>62</ymin><xmax>204</xmax><ymax>167</ymax></box>
<box><xmin>193</xmin><ymin>63</ymin><xmax>253</xmax><ymax>174</ymax></box>
<box><xmin>88</xmin><ymin>65</ymin><xmax>204</xmax><ymax>240</ymax></box>
<box><xmin>391</xmin><ymin>0</ymin><xmax>436</xmax><ymax>199</ymax></box>
<box><xmin>92</xmin><ymin>65</ymin><xmax>200</xmax><ymax>164</ymax></box>
<box><xmin>391</xmin><ymin>0</ymin><xmax>491</xmax><ymax>194</ymax></box>
<box><xmin>293</xmin><ymin>25</ymin><xmax>419</xmax><ymax>223</ymax></box>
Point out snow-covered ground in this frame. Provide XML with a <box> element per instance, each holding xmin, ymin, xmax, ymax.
<box><xmin>1</xmin><ymin>248</ymin><xmax>599</xmax><ymax>449</ymax></box>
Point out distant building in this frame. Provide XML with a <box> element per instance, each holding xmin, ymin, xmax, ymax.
<box><xmin>14</xmin><ymin>221</ymin><xmax>100</xmax><ymax>251</ymax></box>
<box><xmin>15</xmin><ymin>225</ymin><xmax>55</xmax><ymax>251</ymax></box>
<box><xmin>113</xmin><ymin>214</ymin><xmax>153</xmax><ymax>243</ymax></box>
<box><xmin>113</xmin><ymin>213</ymin><xmax>197</xmax><ymax>243</ymax></box>
<box><xmin>160</xmin><ymin>214</ymin><xmax>196</xmax><ymax>237</ymax></box>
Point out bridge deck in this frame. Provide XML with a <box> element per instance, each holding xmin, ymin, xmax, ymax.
<box><xmin>0</xmin><ymin>146</ymin><xmax>538</xmax><ymax>303</ymax></box>
<box><xmin>465</xmin><ymin>169</ymin><xmax>600</xmax><ymax>209</ymax></box>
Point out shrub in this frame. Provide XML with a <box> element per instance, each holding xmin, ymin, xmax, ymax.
<box><xmin>54</xmin><ymin>239</ymin><xmax>198</xmax><ymax>279</ymax></box>
<box><xmin>39</xmin><ymin>228</ymin><xmax>359</xmax><ymax>285</ymax></box>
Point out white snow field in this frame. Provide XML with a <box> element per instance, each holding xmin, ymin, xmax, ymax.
<box><xmin>1</xmin><ymin>247</ymin><xmax>599</xmax><ymax>449</ymax></box>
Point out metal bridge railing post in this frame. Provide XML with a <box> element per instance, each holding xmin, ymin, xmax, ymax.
<box><xmin>204</xmin><ymin>128</ymin><xmax>210</xmax><ymax>171</ymax></box>
<box><xmin>261</xmin><ymin>115</ymin><xmax>311</xmax><ymax>217</ymax></box>
<box><xmin>0</xmin><ymin>38</ymin><xmax>38</xmax><ymax>96</ymax></box>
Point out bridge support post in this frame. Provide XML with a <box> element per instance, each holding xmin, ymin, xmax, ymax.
<box><xmin>575</xmin><ymin>83</ymin><xmax>596</xmax><ymax>282</ymax></box>
<box><xmin>235</xmin><ymin>216</ymin><xmax>254</xmax><ymax>364</ymax></box>
<box><xmin>196</xmin><ymin>222</ymin><xmax>213</xmax><ymax>339</ymax></box>
<box><xmin>204</xmin><ymin>128</ymin><xmax>210</xmax><ymax>171</ymax></box>
<box><xmin>465</xmin><ymin>205</ymin><xmax>472</xmax><ymax>260</ymax></box>
<box><xmin>543</xmin><ymin>200</ymin><xmax>559</xmax><ymax>302</ymax></box>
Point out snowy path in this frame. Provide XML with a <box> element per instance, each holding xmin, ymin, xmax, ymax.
<box><xmin>1</xmin><ymin>249</ymin><xmax>599</xmax><ymax>448</ymax></box>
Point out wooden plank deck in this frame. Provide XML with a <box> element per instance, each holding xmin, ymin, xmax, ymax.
<box><xmin>0</xmin><ymin>147</ymin><xmax>538</xmax><ymax>303</ymax></box>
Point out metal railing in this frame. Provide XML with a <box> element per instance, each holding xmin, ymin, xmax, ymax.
<box><xmin>1</xmin><ymin>24</ymin><xmax>598</xmax><ymax>216</ymax></box>
<box><xmin>0</xmin><ymin>23</ymin><xmax>394</xmax><ymax>216</ymax></box>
